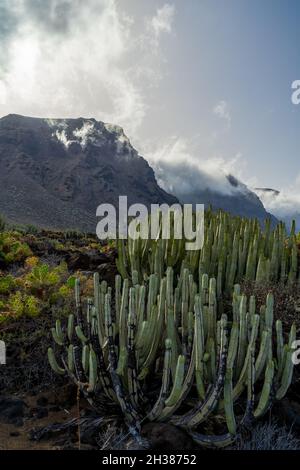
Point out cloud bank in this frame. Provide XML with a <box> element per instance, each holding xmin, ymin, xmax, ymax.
<box><xmin>254</xmin><ymin>182</ymin><xmax>300</xmax><ymax>228</ymax></box>
<box><xmin>0</xmin><ymin>0</ymin><xmax>174</xmax><ymax>136</ymax></box>
<box><xmin>145</xmin><ymin>136</ymin><xmax>248</xmax><ymax>199</ymax></box>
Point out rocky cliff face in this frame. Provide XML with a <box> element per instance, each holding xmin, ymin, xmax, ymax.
<box><xmin>0</xmin><ymin>114</ymin><xmax>177</xmax><ymax>231</ymax></box>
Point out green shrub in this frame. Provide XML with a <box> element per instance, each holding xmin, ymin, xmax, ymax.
<box><xmin>8</xmin><ymin>291</ymin><xmax>24</xmax><ymax>317</ymax></box>
<box><xmin>24</xmin><ymin>295</ymin><xmax>40</xmax><ymax>317</ymax></box>
<box><xmin>66</xmin><ymin>276</ymin><xmax>76</xmax><ymax>288</ymax></box>
<box><xmin>0</xmin><ymin>233</ymin><xmax>32</xmax><ymax>265</ymax></box>
<box><xmin>8</xmin><ymin>291</ymin><xmax>41</xmax><ymax>318</ymax></box>
<box><xmin>26</xmin><ymin>264</ymin><xmax>59</xmax><ymax>288</ymax></box>
<box><xmin>0</xmin><ymin>275</ymin><xmax>16</xmax><ymax>294</ymax></box>
<box><xmin>24</xmin><ymin>224</ymin><xmax>39</xmax><ymax>235</ymax></box>
<box><xmin>26</xmin><ymin>262</ymin><xmax>67</xmax><ymax>287</ymax></box>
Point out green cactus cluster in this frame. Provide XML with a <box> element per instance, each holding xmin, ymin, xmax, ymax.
<box><xmin>48</xmin><ymin>266</ymin><xmax>296</xmax><ymax>447</ymax></box>
<box><xmin>116</xmin><ymin>211</ymin><xmax>299</xmax><ymax>291</ymax></box>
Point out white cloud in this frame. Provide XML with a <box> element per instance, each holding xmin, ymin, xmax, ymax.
<box><xmin>213</xmin><ymin>100</ymin><xmax>231</xmax><ymax>127</ymax></box>
<box><xmin>55</xmin><ymin>129</ymin><xmax>72</xmax><ymax>148</ymax></box>
<box><xmin>0</xmin><ymin>82</ymin><xmax>7</xmax><ymax>105</ymax></box>
<box><xmin>73</xmin><ymin>121</ymin><xmax>96</xmax><ymax>147</ymax></box>
<box><xmin>254</xmin><ymin>180</ymin><xmax>300</xmax><ymax>228</ymax></box>
<box><xmin>145</xmin><ymin>136</ymin><xmax>247</xmax><ymax>198</ymax></box>
<box><xmin>0</xmin><ymin>0</ymin><xmax>175</xmax><ymax>137</ymax></box>
<box><xmin>148</xmin><ymin>3</ymin><xmax>175</xmax><ymax>39</ymax></box>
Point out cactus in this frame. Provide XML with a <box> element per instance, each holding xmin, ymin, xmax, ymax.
<box><xmin>116</xmin><ymin>211</ymin><xmax>299</xmax><ymax>300</ymax></box>
<box><xmin>49</xmin><ymin>266</ymin><xmax>295</xmax><ymax>448</ymax></box>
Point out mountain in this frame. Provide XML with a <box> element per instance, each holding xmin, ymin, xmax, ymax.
<box><xmin>0</xmin><ymin>114</ymin><xmax>277</xmax><ymax>232</ymax></box>
<box><xmin>0</xmin><ymin>114</ymin><xmax>177</xmax><ymax>231</ymax></box>
<box><xmin>154</xmin><ymin>158</ymin><xmax>278</xmax><ymax>225</ymax></box>
<box><xmin>180</xmin><ymin>174</ymin><xmax>277</xmax><ymax>222</ymax></box>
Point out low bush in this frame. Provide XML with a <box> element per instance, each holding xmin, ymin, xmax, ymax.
<box><xmin>0</xmin><ymin>232</ymin><xmax>32</xmax><ymax>265</ymax></box>
<box><xmin>0</xmin><ymin>274</ymin><xmax>16</xmax><ymax>294</ymax></box>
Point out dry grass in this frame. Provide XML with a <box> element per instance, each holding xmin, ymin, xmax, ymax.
<box><xmin>234</xmin><ymin>421</ymin><xmax>300</xmax><ymax>450</ymax></box>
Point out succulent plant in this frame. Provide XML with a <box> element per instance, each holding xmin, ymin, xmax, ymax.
<box><xmin>49</xmin><ymin>267</ymin><xmax>296</xmax><ymax>447</ymax></box>
<box><xmin>116</xmin><ymin>211</ymin><xmax>299</xmax><ymax>291</ymax></box>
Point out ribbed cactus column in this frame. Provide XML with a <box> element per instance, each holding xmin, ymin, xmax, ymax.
<box><xmin>48</xmin><ymin>262</ymin><xmax>296</xmax><ymax>448</ymax></box>
<box><xmin>116</xmin><ymin>210</ymin><xmax>299</xmax><ymax>292</ymax></box>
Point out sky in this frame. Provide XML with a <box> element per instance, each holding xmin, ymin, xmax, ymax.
<box><xmin>0</xmin><ymin>0</ymin><xmax>300</xmax><ymax>216</ymax></box>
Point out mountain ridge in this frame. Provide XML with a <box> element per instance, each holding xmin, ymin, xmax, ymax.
<box><xmin>0</xmin><ymin>114</ymin><xmax>277</xmax><ymax>231</ymax></box>
<box><xmin>0</xmin><ymin>114</ymin><xmax>177</xmax><ymax>231</ymax></box>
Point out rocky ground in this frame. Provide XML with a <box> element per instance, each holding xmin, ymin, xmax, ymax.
<box><xmin>1</xmin><ymin>383</ymin><xmax>300</xmax><ymax>450</ymax></box>
<box><xmin>0</xmin><ymin>392</ymin><xmax>79</xmax><ymax>450</ymax></box>
<box><xmin>0</xmin><ymin>387</ymin><xmax>199</xmax><ymax>450</ymax></box>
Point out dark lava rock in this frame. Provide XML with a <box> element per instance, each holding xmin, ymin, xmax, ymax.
<box><xmin>141</xmin><ymin>423</ymin><xmax>195</xmax><ymax>451</ymax></box>
<box><xmin>36</xmin><ymin>396</ymin><xmax>49</xmax><ymax>407</ymax></box>
<box><xmin>42</xmin><ymin>384</ymin><xmax>77</xmax><ymax>407</ymax></box>
<box><xmin>96</xmin><ymin>262</ymin><xmax>119</xmax><ymax>286</ymax></box>
<box><xmin>14</xmin><ymin>417</ymin><xmax>23</xmax><ymax>427</ymax></box>
<box><xmin>30</xmin><ymin>406</ymin><xmax>49</xmax><ymax>420</ymax></box>
<box><xmin>49</xmin><ymin>405</ymin><xmax>60</xmax><ymax>413</ymax></box>
<box><xmin>0</xmin><ymin>396</ymin><xmax>27</xmax><ymax>426</ymax></box>
<box><xmin>66</xmin><ymin>250</ymin><xmax>109</xmax><ymax>271</ymax></box>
